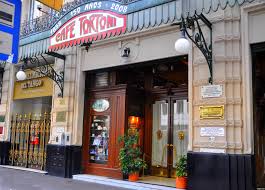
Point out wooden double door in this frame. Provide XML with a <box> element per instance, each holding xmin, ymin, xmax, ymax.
<box><xmin>151</xmin><ymin>95</ymin><xmax>188</xmax><ymax>178</ymax></box>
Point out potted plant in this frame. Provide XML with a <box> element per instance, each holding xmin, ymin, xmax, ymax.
<box><xmin>118</xmin><ymin>132</ymin><xmax>147</xmax><ymax>182</ymax></box>
<box><xmin>175</xmin><ymin>155</ymin><xmax>187</xmax><ymax>189</ymax></box>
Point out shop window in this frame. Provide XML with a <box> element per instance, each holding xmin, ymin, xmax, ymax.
<box><xmin>89</xmin><ymin>115</ymin><xmax>110</xmax><ymax>164</ymax></box>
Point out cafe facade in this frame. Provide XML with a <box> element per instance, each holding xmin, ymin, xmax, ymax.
<box><xmin>0</xmin><ymin>0</ymin><xmax>264</xmax><ymax>189</ymax></box>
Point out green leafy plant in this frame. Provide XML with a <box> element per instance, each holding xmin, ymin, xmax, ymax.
<box><xmin>118</xmin><ymin>132</ymin><xmax>147</xmax><ymax>174</ymax></box>
<box><xmin>176</xmin><ymin>155</ymin><xmax>187</xmax><ymax>177</ymax></box>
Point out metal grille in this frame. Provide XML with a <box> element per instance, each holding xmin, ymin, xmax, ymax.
<box><xmin>9</xmin><ymin>113</ymin><xmax>51</xmax><ymax>170</ymax></box>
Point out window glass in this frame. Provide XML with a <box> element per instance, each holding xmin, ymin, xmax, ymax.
<box><xmin>89</xmin><ymin>115</ymin><xmax>110</xmax><ymax>164</ymax></box>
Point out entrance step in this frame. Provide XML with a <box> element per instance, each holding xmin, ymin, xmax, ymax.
<box><xmin>0</xmin><ymin>165</ymin><xmax>47</xmax><ymax>174</ymax></box>
<box><xmin>73</xmin><ymin>174</ymin><xmax>179</xmax><ymax>190</ymax></box>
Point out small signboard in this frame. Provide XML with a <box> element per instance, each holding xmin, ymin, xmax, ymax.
<box><xmin>0</xmin><ymin>0</ymin><xmax>21</xmax><ymax>64</ymax></box>
<box><xmin>200</xmin><ymin>127</ymin><xmax>225</xmax><ymax>137</ymax></box>
<box><xmin>56</xmin><ymin>111</ymin><xmax>66</xmax><ymax>122</ymax></box>
<box><xmin>200</xmin><ymin>105</ymin><xmax>224</xmax><ymax>119</ymax></box>
<box><xmin>201</xmin><ymin>85</ymin><xmax>223</xmax><ymax>98</ymax></box>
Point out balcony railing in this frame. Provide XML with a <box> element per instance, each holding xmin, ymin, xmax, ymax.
<box><xmin>20</xmin><ymin>0</ymin><xmax>139</xmax><ymax>38</ymax></box>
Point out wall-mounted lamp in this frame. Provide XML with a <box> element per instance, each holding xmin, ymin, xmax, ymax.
<box><xmin>16</xmin><ymin>52</ymin><xmax>66</xmax><ymax>97</ymax></box>
<box><xmin>16</xmin><ymin>66</ymin><xmax>27</xmax><ymax>81</ymax></box>
<box><xmin>122</xmin><ymin>47</ymin><xmax>130</xmax><ymax>58</ymax></box>
<box><xmin>175</xmin><ymin>14</ymin><xmax>213</xmax><ymax>84</ymax></box>
<box><xmin>81</xmin><ymin>42</ymin><xmax>92</xmax><ymax>52</ymax></box>
<box><xmin>128</xmin><ymin>116</ymin><xmax>142</xmax><ymax>129</ymax></box>
<box><xmin>175</xmin><ymin>30</ymin><xmax>190</xmax><ymax>55</ymax></box>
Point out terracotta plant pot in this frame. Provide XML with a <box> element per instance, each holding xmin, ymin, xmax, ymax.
<box><xmin>176</xmin><ymin>177</ymin><xmax>187</xmax><ymax>189</ymax></box>
<box><xmin>128</xmin><ymin>172</ymin><xmax>139</xmax><ymax>182</ymax></box>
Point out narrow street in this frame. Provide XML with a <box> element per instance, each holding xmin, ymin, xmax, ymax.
<box><xmin>0</xmin><ymin>168</ymin><xmax>129</xmax><ymax>190</ymax></box>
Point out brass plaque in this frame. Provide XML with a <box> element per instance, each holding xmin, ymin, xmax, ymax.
<box><xmin>200</xmin><ymin>105</ymin><xmax>224</xmax><ymax>119</ymax></box>
<box><xmin>56</xmin><ymin>111</ymin><xmax>66</xmax><ymax>122</ymax></box>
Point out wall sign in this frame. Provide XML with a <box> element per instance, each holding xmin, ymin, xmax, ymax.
<box><xmin>56</xmin><ymin>111</ymin><xmax>66</xmax><ymax>122</ymax></box>
<box><xmin>201</xmin><ymin>85</ymin><xmax>223</xmax><ymax>98</ymax></box>
<box><xmin>200</xmin><ymin>127</ymin><xmax>225</xmax><ymax>137</ymax></box>
<box><xmin>13</xmin><ymin>69</ymin><xmax>53</xmax><ymax>100</ymax></box>
<box><xmin>200</xmin><ymin>105</ymin><xmax>224</xmax><ymax>119</ymax></box>
<box><xmin>92</xmin><ymin>99</ymin><xmax>110</xmax><ymax>112</ymax></box>
<box><xmin>49</xmin><ymin>10</ymin><xmax>126</xmax><ymax>50</ymax></box>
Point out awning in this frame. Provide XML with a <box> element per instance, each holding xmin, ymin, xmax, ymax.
<box><xmin>19</xmin><ymin>0</ymin><xmax>255</xmax><ymax>59</ymax></box>
<box><xmin>180</xmin><ymin>0</ymin><xmax>254</xmax><ymax>18</ymax></box>
<box><xmin>19</xmin><ymin>38</ymin><xmax>50</xmax><ymax>60</ymax></box>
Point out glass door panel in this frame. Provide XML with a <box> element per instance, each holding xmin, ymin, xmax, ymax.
<box><xmin>89</xmin><ymin>115</ymin><xmax>110</xmax><ymax>164</ymax></box>
<box><xmin>152</xmin><ymin>100</ymin><xmax>168</xmax><ymax>168</ymax></box>
<box><xmin>172</xmin><ymin>99</ymin><xmax>189</xmax><ymax>168</ymax></box>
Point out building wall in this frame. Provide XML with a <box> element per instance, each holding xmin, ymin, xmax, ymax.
<box><xmin>0</xmin><ymin>64</ymin><xmax>15</xmax><ymax>142</ymax></box>
<box><xmin>192</xmin><ymin>6</ymin><xmax>244</xmax><ymax>154</ymax></box>
<box><xmin>46</xmin><ymin>5</ymin><xmax>256</xmax><ymax>157</ymax></box>
<box><xmin>1</xmin><ymin>0</ymin><xmax>262</xmax><ymax>161</ymax></box>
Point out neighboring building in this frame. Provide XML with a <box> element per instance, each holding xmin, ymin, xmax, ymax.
<box><xmin>0</xmin><ymin>0</ymin><xmax>264</xmax><ymax>190</ymax></box>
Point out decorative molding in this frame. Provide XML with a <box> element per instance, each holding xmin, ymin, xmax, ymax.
<box><xmin>194</xmin><ymin>141</ymin><xmax>243</xmax><ymax>149</ymax></box>
<box><xmin>193</xmin><ymin>119</ymin><xmax>243</xmax><ymax>127</ymax></box>
<box><xmin>193</xmin><ymin>56</ymin><xmax>241</xmax><ymax>66</ymax></box>
<box><xmin>194</xmin><ymin>97</ymin><xmax>242</xmax><ymax>106</ymax></box>
<box><xmin>193</xmin><ymin>77</ymin><xmax>241</xmax><ymax>86</ymax></box>
<box><xmin>214</xmin><ymin>35</ymin><xmax>241</xmax><ymax>43</ymax></box>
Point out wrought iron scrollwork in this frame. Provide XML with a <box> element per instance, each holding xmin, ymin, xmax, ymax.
<box><xmin>181</xmin><ymin>14</ymin><xmax>213</xmax><ymax>84</ymax></box>
<box><xmin>23</xmin><ymin>54</ymin><xmax>65</xmax><ymax>97</ymax></box>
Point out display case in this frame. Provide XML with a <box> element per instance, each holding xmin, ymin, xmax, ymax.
<box><xmin>89</xmin><ymin>115</ymin><xmax>110</xmax><ymax>164</ymax></box>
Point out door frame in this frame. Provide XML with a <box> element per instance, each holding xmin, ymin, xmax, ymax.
<box><xmin>251</xmin><ymin>43</ymin><xmax>265</xmax><ymax>187</ymax></box>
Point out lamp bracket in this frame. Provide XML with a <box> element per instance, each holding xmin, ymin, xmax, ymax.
<box><xmin>181</xmin><ymin>14</ymin><xmax>213</xmax><ymax>84</ymax></box>
<box><xmin>23</xmin><ymin>53</ymin><xmax>65</xmax><ymax>97</ymax></box>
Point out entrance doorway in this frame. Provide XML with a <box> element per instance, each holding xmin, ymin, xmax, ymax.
<box><xmin>151</xmin><ymin>95</ymin><xmax>188</xmax><ymax>178</ymax></box>
<box><xmin>252</xmin><ymin>43</ymin><xmax>265</xmax><ymax>188</ymax></box>
<box><xmin>9</xmin><ymin>97</ymin><xmax>52</xmax><ymax>170</ymax></box>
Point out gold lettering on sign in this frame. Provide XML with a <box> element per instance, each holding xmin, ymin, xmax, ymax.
<box><xmin>21</xmin><ymin>79</ymin><xmax>43</xmax><ymax>89</ymax></box>
<box><xmin>200</xmin><ymin>105</ymin><xmax>224</xmax><ymax>119</ymax></box>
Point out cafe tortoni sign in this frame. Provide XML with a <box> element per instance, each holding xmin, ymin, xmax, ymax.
<box><xmin>49</xmin><ymin>1</ymin><xmax>127</xmax><ymax>50</ymax></box>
